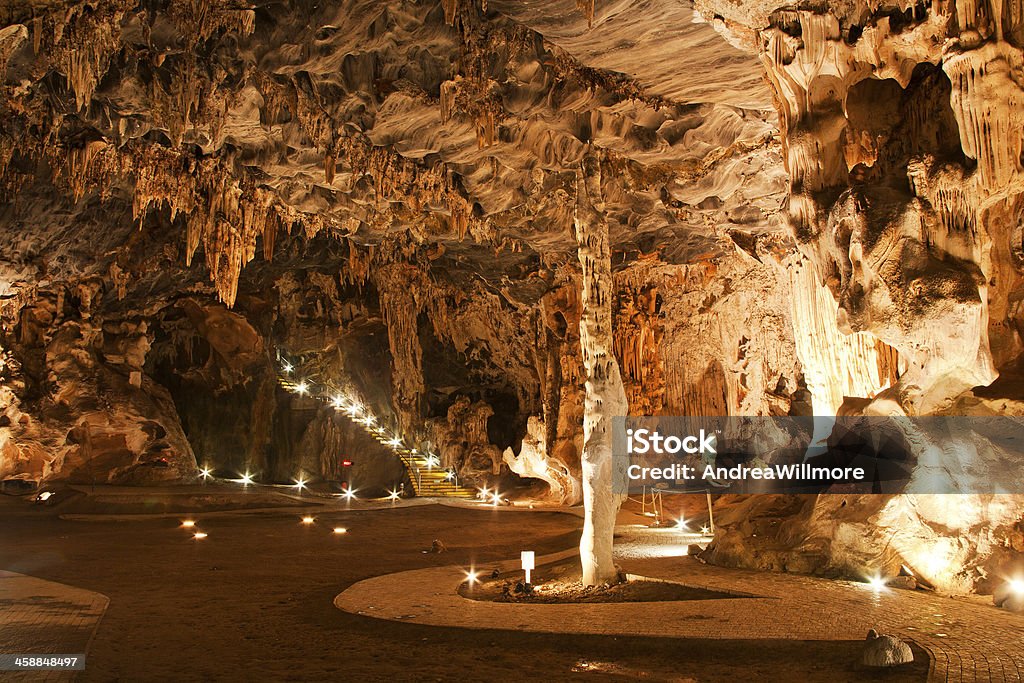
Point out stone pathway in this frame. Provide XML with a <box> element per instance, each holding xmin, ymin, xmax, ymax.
<box><xmin>0</xmin><ymin>571</ymin><xmax>109</xmax><ymax>682</ymax></box>
<box><xmin>335</xmin><ymin>525</ymin><xmax>1024</xmax><ymax>682</ymax></box>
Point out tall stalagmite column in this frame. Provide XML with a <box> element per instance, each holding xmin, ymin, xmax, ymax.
<box><xmin>573</xmin><ymin>152</ymin><xmax>628</xmax><ymax>586</ymax></box>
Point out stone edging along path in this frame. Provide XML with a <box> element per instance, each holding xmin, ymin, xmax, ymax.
<box><xmin>335</xmin><ymin>536</ymin><xmax>1024</xmax><ymax>683</ymax></box>
<box><xmin>0</xmin><ymin>571</ymin><xmax>110</xmax><ymax>682</ymax></box>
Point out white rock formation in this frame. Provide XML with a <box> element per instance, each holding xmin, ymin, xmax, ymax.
<box><xmin>862</xmin><ymin>630</ymin><xmax>914</xmax><ymax>667</ymax></box>
<box><xmin>502</xmin><ymin>416</ymin><xmax>580</xmax><ymax>504</ymax></box>
<box><xmin>573</xmin><ymin>152</ymin><xmax>628</xmax><ymax>586</ymax></box>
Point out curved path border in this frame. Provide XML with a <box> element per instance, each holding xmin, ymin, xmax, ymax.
<box><xmin>336</xmin><ymin>529</ymin><xmax>1024</xmax><ymax>682</ymax></box>
<box><xmin>0</xmin><ymin>571</ymin><xmax>109</xmax><ymax>681</ymax></box>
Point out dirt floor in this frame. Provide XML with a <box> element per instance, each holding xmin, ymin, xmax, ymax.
<box><xmin>0</xmin><ymin>492</ymin><xmax>929</xmax><ymax>682</ymax></box>
<box><xmin>460</xmin><ymin>556</ymin><xmax>742</xmax><ymax>603</ymax></box>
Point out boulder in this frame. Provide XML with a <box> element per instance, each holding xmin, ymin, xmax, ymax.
<box><xmin>861</xmin><ymin>629</ymin><xmax>913</xmax><ymax>668</ymax></box>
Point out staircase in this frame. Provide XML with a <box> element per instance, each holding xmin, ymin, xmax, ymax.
<box><xmin>384</xmin><ymin>441</ymin><xmax>478</xmax><ymax>500</ymax></box>
<box><xmin>276</xmin><ymin>360</ymin><xmax>477</xmax><ymax>499</ymax></box>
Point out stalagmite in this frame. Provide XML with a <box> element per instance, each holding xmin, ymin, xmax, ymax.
<box><xmin>573</xmin><ymin>152</ymin><xmax>627</xmax><ymax>586</ymax></box>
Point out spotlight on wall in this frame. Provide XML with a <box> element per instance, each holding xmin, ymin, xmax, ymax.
<box><xmin>388</xmin><ymin>437</ymin><xmax>402</xmax><ymax>448</ymax></box>
<box><xmin>676</xmin><ymin>518</ymin><xmax>689</xmax><ymax>531</ymax></box>
<box><xmin>295</xmin><ymin>381</ymin><xmax>309</xmax><ymax>396</ymax></box>
<box><xmin>700</xmin><ymin>525</ymin><xmax>711</xmax><ymax>535</ymax></box>
<box><xmin>331</xmin><ymin>395</ymin><xmax>345</xmax><ymax>409</ymax></box>
<box><xmin>1010</xmin><ymin>578</ymin><xmax>1024</xmax><ymax>596</ymax></box>
<box><xmin>282</xmin><ymin>362</ymin><xmax>293</xmax><ymax>374</ymax></box>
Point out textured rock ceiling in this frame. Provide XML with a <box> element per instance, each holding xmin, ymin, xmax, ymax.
<box><xmin>0</xmin><ymin>0</ymin><xmax>787</xmax><ymax>304</ymax></box>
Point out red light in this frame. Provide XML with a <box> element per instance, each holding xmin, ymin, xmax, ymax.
<box><xmin>342</xmin><ymin>460</ymin><xmax>353</xmax><ymax>467</ymax></box>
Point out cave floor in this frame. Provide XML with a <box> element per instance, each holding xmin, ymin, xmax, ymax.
<box><xmin>0</xmin><ymin>494</ymin><xmax>935</xmax><ymax>682</ymax></box>
<box><xmin>340</xmin><ymin>523</ymin><xmax>1023</xmax><ymax>682</ymax></box>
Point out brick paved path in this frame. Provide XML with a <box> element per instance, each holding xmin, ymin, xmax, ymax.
<box><xmin>0</xmin><ymin>571</ymin><xmax>109</xmax><ymax>682</ymax></box>
<box><xmin>335</xmin><ymin>527</ymin><xmax>1024</xmax><ymax>682</ymax></box>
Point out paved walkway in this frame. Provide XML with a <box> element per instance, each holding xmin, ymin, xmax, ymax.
<box><xmin>0</xmin><ymin>571</ymin><xmax>109</xmax><ymax>681</ymax></box>
<box><xmin>335</xmin><ymin>526</ymin><xmax>1024</xmax><ymax>682</ymax></box>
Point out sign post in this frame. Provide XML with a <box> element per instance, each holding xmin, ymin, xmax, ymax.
<box><xmin>521</xmin><ymin>550</ymin><xmax>535</xmax><ymax>585</ymax></box>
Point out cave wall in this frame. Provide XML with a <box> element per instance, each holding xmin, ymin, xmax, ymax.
<box><xmin>690</xmin><ymin>0</ymin><xmax>1024</xmax><ymax>592</ymax></box>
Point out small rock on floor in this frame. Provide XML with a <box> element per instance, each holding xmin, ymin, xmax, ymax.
<box><xmin>862</xmin><ymin>629</ymin><xmax>914</xmax><ymax>667</ymax></box>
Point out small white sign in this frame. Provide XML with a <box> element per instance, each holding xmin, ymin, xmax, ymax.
<box><xmin>521</xmin><ymin>551</ymin><xmax>535</xmax><ymax>570</ymax></box>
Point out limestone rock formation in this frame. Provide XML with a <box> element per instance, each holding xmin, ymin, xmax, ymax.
<box><xmin>862</xmin><ymin>629</ymin><xmax>914</xmax><ymax>668</ymax></box>
<box><xmin>574</xmin><ymin>151</ymin><xmax>628</xmax><ymax>585</ymax></box>
<box><xmin>0</xmin><ymin>0</ymin><xmax>1021</xmax><ymax>595</ymax></box>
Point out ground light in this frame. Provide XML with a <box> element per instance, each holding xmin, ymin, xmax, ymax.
<box><xmin>700</xmin><ymin>525</ymin><xmax>710</xmax><ymax>534</ymax></box>
<box><xmin>301</xmin><ymin>516</ymin><xmax>315</xmax><ymax>524</ymax></box>
<box><xmin>199</xmin><ymin>467</ymin><xmax>212</xmax><ymax>480</ymax></box>
<box><xmin>464</xmin><ymin>569</ymin><xmax>480</xmax><ymax>586</ymax></box>
<box><xmin>294</xmin><ymin>478</ymin><xmax>306</xmax><ymax>491</ymax></box>
<box><xmin>333</xmin><ymin>527</ymin><xmax>347</xmax><ymax>534</ymax></box>
<box><xmin>676</xmin><ymin>517</ymin><xmax>688</xmax><ymax>530</ymax></box>
<box><xmin>343</xmin><ymin>489</ymin><xmax>357</xmax><ymax>501</ymax></box>
<box><xmin>295</xmin><ymin>381</ymin><xmax>308</xmax><ymax>395</ymax></box>
<box><xmin>1009</xmin><ymin>578</ymin><xmax>1024</xmax><ymax>595</ymax></box>
<box><xmin>239</xmin><ymin>472</ymin><xmax>254</xmax><ymax>485</ymax></box>
<box><xmin>387</xmin><ymin>489</ymin><xmax>400</xmax><ymax>501</ymax></box>
<box><xmin>868</xmin><ymin>575</ymin><xmax>887</xmax><ymax>591</ymax></box>
<box><xmin>181</xmin><ymin>520</ymin><xmax>196</xmax><ymax>528</ymax></box>
<box><xmin>193</xmin><ymin>531</ymin><xmax>208</xmax><ymax>540</ymax></box>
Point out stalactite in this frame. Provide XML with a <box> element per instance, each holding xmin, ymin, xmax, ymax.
<box><xmin>441</xmin><ymin>0</ymin><xmax>460</xmax><ymax>26</ymax></box>
<box><xmin>613</xmin><ymin>285</ymin><xmax>664</xmax><ymax>416</ymax></box>
<box><xmin>575</xmin><ymin>0</ymin><xmax>596</xmax><ymax>28</ymax></box>
<box><xmin>375</xmin><ymin>264</ymin><xmax>426</xmax><ymax>426</ymax></box>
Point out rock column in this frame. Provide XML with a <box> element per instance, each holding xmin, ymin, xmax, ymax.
<box><xmin>573</xmin><ymin>152</ymin><xmax>628</xmax><ymax>586</ymax></box>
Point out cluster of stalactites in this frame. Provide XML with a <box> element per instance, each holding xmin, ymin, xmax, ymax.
<box><xmin>22</xmin><ymin>0</ymin><xmax>254</xmax><ymax>113</ymax></box>
<box><xmin>254</xmin><ymin>72</ymin><xmax>479</xmax><ymax>241</ymax></box>
<box><xmin>52</xmin><ymin>137</ymin><xmax>319</xmax><ymax>308</ymax></box>
<box><xmin>612</xmin><ymin>285</ymin><xmax>665</xmax><ymax>416</ymax></box>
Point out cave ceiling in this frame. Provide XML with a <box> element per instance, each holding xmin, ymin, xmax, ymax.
<box><xmin>0</xmin><ymin>0</ymin><xmax>789</xmax><ymax>307</ymax></box>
